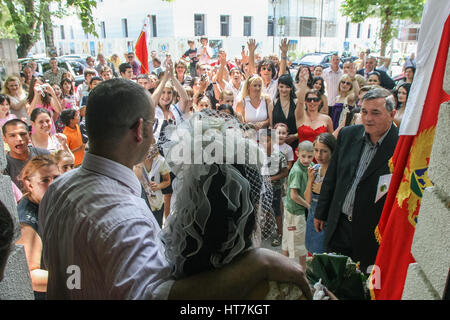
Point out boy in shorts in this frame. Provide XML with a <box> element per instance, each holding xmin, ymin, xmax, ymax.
<box><xmin>259</xmin><ymin>129</ymin><xmax>288</xmax><ymax>247</ymax></box>
<box><xmin>282</xmin><ymin>140</ymin><xmax>314</xmax><ymax>270</ymax></box>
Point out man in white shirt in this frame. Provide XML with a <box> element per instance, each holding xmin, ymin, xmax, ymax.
<box><xmin>38</xmin><ymin>78</ymin><xmax>312</xmax><ymax>300</ymax></box>
<box><xmin>322</xmin><ymin>53</ymin><xmax>343</xmax><ymax>110</ymax></box>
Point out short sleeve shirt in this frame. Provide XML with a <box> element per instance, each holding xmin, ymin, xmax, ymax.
<box><xmin>284</xmin><ymin>160</ymin><xmax>310</xmax><ymax>215</ymax></box>
<box><xmin>5</xmin><ymin>147</ymin><xmax>50</xmax><ymax>190</ymax></box>
<box><xmin>262</xmin><ymin>151</ymin><xmax>287</xmax><ymax>190</ymax></box>
<box><xmin>17</xmin><ymin>197</ymin><xmax>39</xmax><ymax>232</ymax></box>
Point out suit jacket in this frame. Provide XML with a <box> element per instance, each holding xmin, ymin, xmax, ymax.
<box><xmin>357</xmin><ymin>68</ymin><xmax>395</xmax><ymax>90</ymax></box>
<box><xmin>315</xmin><ymin>124</ymin><xmax>398</xmax><ymax>271</ymax></box>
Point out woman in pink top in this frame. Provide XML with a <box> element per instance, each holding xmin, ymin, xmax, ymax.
<box><xmin>0</xmin><ymin>94</ymin><xmax>17</xmax><ymax>128</ymax></box>
<box><xmin>27</xmin><ymin>76</ymin><xmax>62</xmax><ymax>135</ymax></box>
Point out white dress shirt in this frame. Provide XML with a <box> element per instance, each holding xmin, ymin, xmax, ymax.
<box><xmin>322</xmin><ymin>67</ymin><xmax>343</xmax><ymax>106</ymax></box>
<box><xmin>38</xmin><ymin>152</ymin><xmax>174</xmax><ymax>299</ymax></box>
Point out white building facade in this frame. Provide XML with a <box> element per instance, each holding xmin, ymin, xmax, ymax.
<box><xmin>30</xmin><ymin>0</ymin><xmax>382</xmax><ymax>61</ymax></box>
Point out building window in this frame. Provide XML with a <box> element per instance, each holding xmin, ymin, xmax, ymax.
<box><xmin>100</xmin><ymin>21</ymin><xmax>106</xmax><ymax>38</ymax></box>
<box><xmin>368</xmin><ymin>24</ymin><xmax>372</xmax><ymax>38</ymax></box>
<box><xmin>357</xmin><ymin>23</ymin><xmax>361</xmax><ymax>38</ymax></box>
<box><xmin>243</xmin><ymin>16</ymin><xmax>252</xmax><ymax>36</ymax></box>
<box><xmin>268</xmin><ymin>16</ymin><xmax>274</xmax><ymax>36</ymax></box>
<box><xmin>70</xmin><ymin>26</ymin><xmax>74</xmax><ymax>39</ymax></box>
<box><xmin>220</xmin><ymin>15</ymin><xmax>230</xmax><ymax>36</ymax></box>
<box><xmin>299</xmin><ymin>17</ymin><xmax>316</xmax><ymax>37</ymax></box>
<box><xmin>345</xmin><ymin>22</ymin><xmax>350</xmax><ymax>38</ymax></box>
<box><xmin>150</xmin><ymin>15</ymin><xmax>157</xmax><ymax>37</ymax></box>
<box><xmin>324</xmin><ymin>21</ymin><xmax>337</xmax><ymax>37</ymax></box>
<box><xmin>122</xmin><ymin>18</ymin><xmax>128</xmax><ymax>38</ymax></box>
<box><xmin>60</xmin><ymin>25</ymin><xmax>65</xmax><ymax>40</ymax></box>
<box><xmin>194</xmin><ymin>14</ymin><xmax>205</xmax><ymax>36</ymax></box>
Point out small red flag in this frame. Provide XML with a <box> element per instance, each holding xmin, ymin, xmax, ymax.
<box><xmin>135</xmin><ymin>17</ymin><xmax>149</xmax><ymax>75</ymax></box>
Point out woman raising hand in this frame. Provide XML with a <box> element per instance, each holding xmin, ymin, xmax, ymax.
<box><xmin>295</xmin><ymin>68</ymin><xmax>333</xmax><ymax>145</ymax></box>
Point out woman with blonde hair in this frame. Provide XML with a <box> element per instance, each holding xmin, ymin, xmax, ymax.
<box><xmin>16</xmin><ymin>155</ymin><xmax>60</xmax><ymax>299</ymax></box>
<box><xmin>235</xmin><ymin>75</ymin><xmax>272</xmax><ymax>130</ymax></box>
<box><xmin>330</xmin><ymin>73</ymin><xmax>359</xmax><ymax>130</ymax></box>
<box><xmin>1</xmin><ymin>75</ymin><xmax>28</xmax><ymax>121</ymax></box>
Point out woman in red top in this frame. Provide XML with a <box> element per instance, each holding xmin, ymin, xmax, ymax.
<box><xmin>295</xmin><ymin>68</ymin><xmax>333</xmax><ymax>145</ymax></box>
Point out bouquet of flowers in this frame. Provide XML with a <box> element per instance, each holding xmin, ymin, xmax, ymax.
<box><xmin>306</xmin><ymin>253</ymin><xmax>370</xmax><ymax>300</ymax></box>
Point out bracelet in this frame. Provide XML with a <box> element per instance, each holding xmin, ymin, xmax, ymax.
<box><xmin>281</xmin><ymin>56</ymin><xmax>287</xmax><ymax>60</ymax></box>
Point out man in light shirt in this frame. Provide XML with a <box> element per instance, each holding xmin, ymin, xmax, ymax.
<box><xmin>322</xmin><ymin>53</ymin><xmax>343</xmax><ymax>113</ymax></box>
<box><xmin>38</xmin><ymin>78</ymin><xmax>312</xmax><ymax>300</ymax></box>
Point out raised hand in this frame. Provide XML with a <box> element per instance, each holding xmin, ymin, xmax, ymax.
<box><xmin>219</xmin><ymin>50</ymin><xmax>227</xmax><ymax>66</ymax></box>
<box><xmin>279</xmin><ymin>38</ymin><xmax>289</xmax><ymax>55</ymax></box>
<box><xmin>247</xmin><ymin>39</ymin><xmax>257</xmax><ymax>53</ymax></box>
<box><xmin>348</xmin><ymin>63</ymin><xmax>357</xmax><ymax>78</ymax></box>
<box><xmin>55</xmin><ymin>133</ymin><xmax>68</xmax><ymax>146</ymax></box>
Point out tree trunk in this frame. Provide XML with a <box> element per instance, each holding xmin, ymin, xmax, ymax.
<box><xmin>41</xmin><ymin>2</ymin><xmax>56</xmax><ymax>57</ymax></box>
<box><xmin>380</xmin><ymin>9</ymin><xmax>393</xmax><ymax>57</ymax></box>
<box><xmin>16</xmin><ymin>33</ymin><xmax>35</xmax><ymax>58</ymax></box>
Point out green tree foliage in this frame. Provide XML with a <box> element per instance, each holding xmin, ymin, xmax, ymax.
<box><xmin>341</xmin><ymin>0</ymin><xmax>425</xmax><ymax>56</ymax></box>
<box><xmin>0</xmin><ymin>0</ymin><xmax>98</xmax><ymax>58</ymax></box>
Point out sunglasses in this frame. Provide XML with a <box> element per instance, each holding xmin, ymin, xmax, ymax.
<box><xmin>261</xmin><ymin>66</ymin><xmax>272</xmax><ymax>71</ymax></box>
<box><xmin>306</xmin><ymin>97</ymin><xmax>320</xmax><ymax>102</ymax></box>
<box><xmin>340</xmin><ymin>81</ymin><xmax>352</xmax><ymax>86</ymax></box>
<box><xmin>128</xmin><ymin>56</ymin><xmax>134</xmax><ymax>59</ymax></box>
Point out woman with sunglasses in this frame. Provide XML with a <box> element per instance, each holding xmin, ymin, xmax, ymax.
<box><xmin>330</xmin><ymin>74</ymin><xmax>359</xmax><ymax>130</ymax></box>
<box><xmin>295</xmin><ymin>68</ymin><xmax>333</xmax><ymax>146</ymax></box>
<box><xmin>249</xmin><ymin>38</ymin><xmax>289</xmax><ymax>102</ymax></box>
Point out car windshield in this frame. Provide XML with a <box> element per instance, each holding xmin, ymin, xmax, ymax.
<box><xmin>300</xmin><ymin>55</ymin><xmax>325</xmax><ymax>64</ymax></box>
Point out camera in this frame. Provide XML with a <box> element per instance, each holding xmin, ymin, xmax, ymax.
<box><xmin>36</xmin><ymin>84</ymin><xmax>48</xmax><ymax>97</ymax></box>
<box><xmin>201</xmin><ymin>74</ymin><xmax>207</xmax><ymax>81</ymax></box>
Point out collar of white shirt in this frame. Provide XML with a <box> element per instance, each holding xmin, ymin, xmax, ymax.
<box><xmin>82</xmin><ymin>152</ymin><xmax>142</xmax><ymax>197</ymax></box>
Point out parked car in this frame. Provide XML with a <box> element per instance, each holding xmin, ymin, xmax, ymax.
<box><xmin>371</xmin><ymin>49</ymin><xmax>404</xmax><ymax>66</ymax></box>
<box><xmin>291</xmin><ymin>52</ymin><xmax>335</xmax><ymax>69</ymax></box>
<box><xmin>60</xmin><ymin>54</ymin><xmax>91</xmax><ymax>68</ymax></box>
<box><xmin>290</xmin><ymin>52</ymin><xmax>357</xmax><ymax>71</ymax></box>
<box><xmin>18</xmin><ymin>57</ymin><xmax>85</xmax><ymax>86</ymax></box>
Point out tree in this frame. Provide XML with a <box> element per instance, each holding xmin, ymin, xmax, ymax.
<box><xmin>341</xmin><ymin>0</ymin><xmax>425</xmax><ymax>56</ymax></box>
<box><xmin>0</xmin><ymin>0</ymin><xmax>98</xmax><ymax>58</ymax></box>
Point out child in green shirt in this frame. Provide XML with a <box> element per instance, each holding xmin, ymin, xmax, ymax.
<box><xmin>282</xmin><ymin>140</ymin><xmax>314</xmax><ymax>270</ymax></box>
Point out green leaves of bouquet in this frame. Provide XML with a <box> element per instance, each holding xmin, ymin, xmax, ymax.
<box><xmin>306</xmin><ymin>253</ymin><xmax>370</xmax><ymax>300</ymax></box>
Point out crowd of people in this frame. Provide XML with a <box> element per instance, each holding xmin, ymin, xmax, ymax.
<box><xmin>0</xmin><ymin>36</ymin><xmax>416</xmax><ymax>300</ymax></box>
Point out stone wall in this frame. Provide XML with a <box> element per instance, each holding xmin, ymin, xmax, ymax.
<box><xmin>0</xmin><ymin>138</ymin><xmax>34</xmax><ymax>299</ymax></box>
<box><xmin>402</xmin><ymin>46</ymin><xmax>450</xmax><ymax>300</ymax></box>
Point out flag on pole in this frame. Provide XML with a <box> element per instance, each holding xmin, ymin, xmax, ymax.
<box><xmin>369</xmin><ymin>1</ymin><xmax>450</xmax><ymax>300</ymax></box>
<box><xmin>135</xmin><ymin>15</ymin><xmax>150</xmax><ymax>75</ymax></box>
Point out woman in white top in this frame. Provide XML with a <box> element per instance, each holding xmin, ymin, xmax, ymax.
<box><xmin>29</xmin><ymin>108</ymin><xmax>72</xmax><ymax>156</ymax></box>
<box><xmin>1</xmin><ymin>75</ymin><xmax>28</xmax><ymax>122</ymax></box>
<box><xmin>235</xmin><ymin>75</ymin><xmax>272</xmax><ymax>130</ymax></box>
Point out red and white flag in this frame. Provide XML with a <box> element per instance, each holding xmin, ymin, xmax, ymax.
<box><xmin>135</xmin><ymin>15</ymin><xmax>151</xmax><ymax>75</ymax></box>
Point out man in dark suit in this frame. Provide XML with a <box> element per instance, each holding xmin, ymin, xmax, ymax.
<box><xmin>357</xmin><ymin>56</ymin><xmax>395</xmax><ymax>90</ymax></box>
<box><xmin>314</xmin><ymin>87</ymin><xmax>399</xmax><ymax>273</ymax></box>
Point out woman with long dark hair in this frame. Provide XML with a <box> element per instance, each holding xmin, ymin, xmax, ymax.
<box><xmin>393</xmin><ymin>82</ymin><xmax>411</xmax><ymax>127</ymax></box>
<box><xmin>270</xmin><ymin>74</ymin><xmax>299</xmax><ymax>150</ymax></box>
